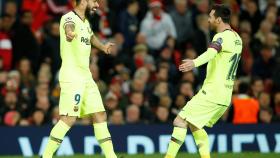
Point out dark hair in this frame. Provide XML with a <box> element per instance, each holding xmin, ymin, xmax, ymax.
<box><xmin>127</xmin><ymin>0</ymin><xmax>138</xmax><ymax>6</ymax></box>
<box><xmin>250</xmin><ymin>76</ymin><xmax>262</xmax><ymax>85</ymax></box>
<box><xmin>212</xmin><ymin>4</ymin><xmax>231</xmax><ymax>23</ymax></box>
<box><xmin>20</xmin><ymin>10</ymin><xmax>32</xmax><ymax>17</ymax></box>
<box><xmin>239</xmin><ymin>82</ymin><xmax>249</xmax><ymax>94</ymax></box>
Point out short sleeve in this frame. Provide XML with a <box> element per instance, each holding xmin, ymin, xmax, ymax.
<box><xmin>62</xmin><ymin>16</ymin><xmax>75</xmax><ymax>30</ymax></box>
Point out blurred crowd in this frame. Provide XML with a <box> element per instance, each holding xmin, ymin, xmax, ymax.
<box><xmin>0</xmin><ymin>0</ymin><xmax>280</xmax><ymax>126</ymax></box>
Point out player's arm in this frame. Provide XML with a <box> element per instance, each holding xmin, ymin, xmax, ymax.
<box><xmin>179</xmin><ymin>39</ymin><xmax>221</xmax><ymax>72</ymax></box>
<box><xmin>64</xmin><ymin>21</ymin><xmax>76</xmax><ymax>42</ymax></box>
<box><xmin>91</xmin><ymin>34</ymin><xmax>115</xmax><ymax>54</ymax></box>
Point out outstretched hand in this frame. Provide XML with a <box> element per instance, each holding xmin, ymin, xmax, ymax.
<box><xmin>103</xmin><ymin>42</ymin><xmax>116</xmax><ymax>54</ymax></box>
<box><xmin>179</xmin><ymin>59</ymin><xmax>195</xmax><ymax>72</ymax></box>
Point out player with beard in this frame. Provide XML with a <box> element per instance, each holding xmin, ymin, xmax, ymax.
<box><xmin>165</xmin><ymin>4</ymin><xmax>242</xmax><ymax>158</ymax></box>
<box><xmin>41</xmin><ymin>0</ymin><xmax>117</xmax><ymax>157</ymax></box>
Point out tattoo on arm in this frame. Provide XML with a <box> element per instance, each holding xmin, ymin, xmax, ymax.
<box><xmin>64</xmin><ymin>23</ymin><xmax>75</xmax><ymax>34</ymax></box>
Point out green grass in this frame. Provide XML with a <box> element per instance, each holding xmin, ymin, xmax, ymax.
<box><xmin>1</xmin><ymin>153</ymin><xmax>278</xmax><ymax>158</ymax></box>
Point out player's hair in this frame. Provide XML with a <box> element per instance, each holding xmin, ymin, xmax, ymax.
<box><xmin>212</xmin><ymin>4</ymin><xmax>231</xmax><ymax>23</ymax></box>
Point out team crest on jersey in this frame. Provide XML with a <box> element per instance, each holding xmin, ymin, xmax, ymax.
<box><xmin>73</xmin><ymin>106</ymin><xmax>79</xmax><ymax>112</ymax></box>
<box><xmin>217</xmin><ymin>37</ymin><xmax>223</xmax><ymax>45</ymax></box>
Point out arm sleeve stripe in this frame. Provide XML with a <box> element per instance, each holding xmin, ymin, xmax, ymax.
<box><xmin>63</xmin><ymin>21</ymin><xmax>75</xmax><ymax>29</ymax></box>
<box><xmin>208</xmin><ymin>41</ymin><xmax>222</xmax><ymax>52</ymax></box>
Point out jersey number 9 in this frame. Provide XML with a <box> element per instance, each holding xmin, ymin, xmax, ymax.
<box><xmin>74</xmin><ymin>94</ymin><xmax>81</xmax><ymax>105</ymax></box>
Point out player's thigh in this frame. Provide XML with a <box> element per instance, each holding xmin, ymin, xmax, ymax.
<box><xmin>178</xmin><ymin>98</ymin><xmax>225</xmax><ymax>129</ymax></box>
<box><xmin>206</xmin><ymin>105</ymin><xmax>228</xmax><ymax>128</ymax></box>
<box><xmin>80</xmin><ymin>81</ymin><xmax>105</xmax><ymax>117</ymax></box>
<box><xmin>59</xmin><ymin>82</ymin><xmax>85</xmax><ymax>117</ymax></box>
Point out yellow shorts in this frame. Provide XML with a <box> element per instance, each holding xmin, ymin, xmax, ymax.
<box><xmin>179</xmin><ymin>94</ymin><xmax>228</xmax><ymax>129</ymax></box>
<box><xmin>59</xmin><ymin>81</ymin><xmax>105</xmax><ymax>118</ymax></box>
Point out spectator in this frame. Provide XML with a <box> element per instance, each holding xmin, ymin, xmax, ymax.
<box><xmin>46</xmin><ymin>0</ymin><xmax>73</xmax><ymax>18</ymax></box>
<box><xmin>158</xmin><ymin>95</ymin><xmax>172</xmax><ymax>108</ymax></box>
<box><xmin>90</xmin><ymin>0</ymin><xmax>117</xmax><ymax>41</ymax></box>
<box><xmin>259</xmin><ymin>107</ymin><xmax>273</xmax><ymax>123</ymax></box>
<box><xmin>149</xmin><ymin>81</ymin><xmax>169</xmax><ymax>108</ymax></box>
<box><xmin>178</xmin><ymin>81</ymin><xmax>194</xmax><ymax>100</ymax></box>
<box><xmin>250</xmin><ymin>77</ymin><xmax>264</xmax><ymax>98</ymax></box>
<box><xmin>272</xmin><ymin>92</ymin><xmax>280</xmax><ymax>122</ymax></box>
<box><xmin>153</xmin><ymin>106</ymin><xmax>170</xmax><ymax>124</ymax></box>
<box><xmin>118</xmin><ymin>0</ymin><xmax>139</xmax><ymax>48</ymax></box>
<box><xmin>191</xmin><ymin>14</ymin><xmax>210</xmax><ymax>55</ymax></box>
<box><xmin>104</xmin><ymin>92</ymin><xmax>119</xmax><ymax>114</ymax></box>
<box><xmin>156</xmin><ymin>46</ymin><xmax>178</xmax><ymax>82</ymax></box>
<box><xmin>252</xmin><ymin>46</ymin><xmax>276</xmax><ymax>79</ymax></box>
<box><xmin>129</xmin><ymin>91</ymin><xmax>152</xmax><ymax>121</ymax></box>
<box><xmin>126</xmin><ymin>104</ymin><xmax>141</xmax><ymax>124</ymax></box>
<box><xmin>0</xmin><ymin>14</ymin><xmax>14</xmax><ymax>71</ymax></box>
<box><xmin>109</xmin><ymin>109</ymin><xmax>124</xmax><ymax>125</ymax></box>
<box><xmin>265</xmin><ymin>8</ymin><xmax>280</xmax><ymax>34</ymax></box>
<box><xmin>259</xmin><ymin>92</ymin><xmax>272</xmax><ymax>109</ymax></box>
<box><xmin>130</xmin><ymin>77</ymin><xmax>147</xmax><ymax>94</ymax></box>
<box><xmin>239</xmin><ymin>31</ymin><xmax>254</xmax><ymax>76</ymax></box>
<box><xmin>41</xmin><ymin>20</ymin><xmax>61</xmax><ymax>76</ymax></box>
<box><xmin>21</xmin><ymin>0</ymin><xmax>49</xmax><ymax>32</ymax></box>
<box><xmin>232</xmin><ymin>82</ymin><xmax>259</xmax><ymax>124</ymax></box>
<box><xmin>156</xmin><ymin>65</ymin><xmax>169</xmax><ymax>82</ymax></box>
<box><xmin>170</xmin><ymin>0</ymin><xmax>193</xmax><ymax>49</ymax></box>
<box><xmin>254</xmin><ymin>20</ymin><xmax>273</xmax><ymax>45</ymax></box>
<box><xmin>31</xmin><ymin>109</ymin><xmax>45</xmax><ymax>126</ymax></box>
<box><xmin>240</xmin><ymin>0</ymin><xmax>262</xmax><ymax>34</ymax></box>
<box><xmin>3</xmin><ymin>0</ymin><xmax>18</xmax><ymax>18</ymax></box>
<box><xmin>170</xmin><ymin>94</ymin><xmax>186</xmax><ymax>119</ymax></box>
<box><xmin>18</xmin><ymin>58</ymin><xmax>35</xmax><ymax>89</ymax></box>
<box><xmin>21</xmin><ymin>10</ymin><xmax>33</xmax><ymax>27</ymax></box>
<box><xmin>140</xmin><ymin>0</ymin><xmax>177</xmax><ymax>51</ymax></box>
<box><xmin>11</xmin><ymin>11</ymin><xmax>40</xmax><ymax>71</ymax></box>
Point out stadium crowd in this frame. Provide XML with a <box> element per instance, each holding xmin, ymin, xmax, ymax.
<box><xmin>0</xmin><ymin>0</ymin><xmax>280</xmax><ymax>126</ymax></box>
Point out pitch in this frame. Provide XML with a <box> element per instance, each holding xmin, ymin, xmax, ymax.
<box><xmin>1</xmin><ymin>153</ymin><xmax>278</xmax><ymax>158</ymax></box>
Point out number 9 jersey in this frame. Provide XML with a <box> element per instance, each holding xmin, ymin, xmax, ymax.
<box><xmin>199</xmin><ymin>29</ymin><xmax>242</xmax><ymax>106</ymax></box>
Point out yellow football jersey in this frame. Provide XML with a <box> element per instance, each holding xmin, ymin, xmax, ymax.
<box><xmin>59</xmin><ymin>11</ymin><xmax>93</xmax><ymax>83</ymax></box>
<box><xmin>199</xmin><ymin>29</ymin><xmax>243</xmax><ymax>106</ymax></box>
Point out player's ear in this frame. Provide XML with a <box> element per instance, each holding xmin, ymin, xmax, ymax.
<box><xmin>217</xmin><ymin>17</ymin><xmax>222</xmax><ymax>24</ymax></box>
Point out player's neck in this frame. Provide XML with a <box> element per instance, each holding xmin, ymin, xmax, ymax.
<box><xmin>74</xmin><ymin>7</ymin><xmax>86</xmax><ymax>21</ymax></box>
<box><xmin>216</xmin><ymin>23</ymin><xmax>231</xmax><ymax>33</ymax></box>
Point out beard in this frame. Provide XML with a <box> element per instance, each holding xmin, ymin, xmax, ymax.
<box><xmin>85</xmin><ymin>7</ymin><xmax>93</xmax><ymax>19</ymax></box>
<box><xmin>85</xmin><ymin>7</ymin><xmax>95</xmax><ymax>19</ymax></box>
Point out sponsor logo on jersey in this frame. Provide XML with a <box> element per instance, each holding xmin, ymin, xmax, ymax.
<box><xmin>81</xmin><ymin>37</ymin><xmax>91</xmax><ymax>45</ymax></box>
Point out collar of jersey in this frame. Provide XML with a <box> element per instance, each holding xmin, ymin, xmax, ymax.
<box><xmin>72</xmin><ymin>10</ymin><xmax>86</xmax><ymax>22</ymax></box>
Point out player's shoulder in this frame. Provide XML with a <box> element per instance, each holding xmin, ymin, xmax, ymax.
<box><xmin>61</xmin><ymin>11</ymin><xmax>75</xmax><ymax>22</ymax></box>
